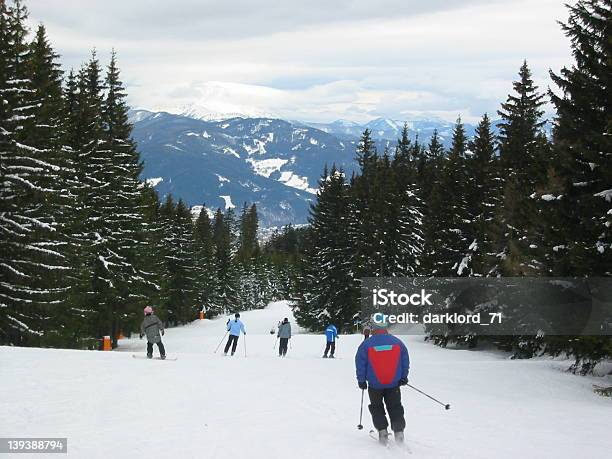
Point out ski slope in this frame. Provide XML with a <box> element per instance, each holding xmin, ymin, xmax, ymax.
<box><xmin>2</xmin><ymin>301</ymin><xmax>611</xmax><ymax>458</ymax></box>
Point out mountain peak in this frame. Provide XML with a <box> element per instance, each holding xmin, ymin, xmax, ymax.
<box><xmin>155</xmin><ymin>81</ymin><xmax>280</xmax><ymax>121</ymax></box>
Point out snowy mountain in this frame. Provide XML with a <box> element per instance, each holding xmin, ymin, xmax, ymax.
<box><xmin>130</xmin><ymin>110</ymin><xmax>361</xmax><ymax>225</ymax></box>
<box><xmin>305</xmin><ymin>117</ymin><xmax>478</xmax><ymax>144</ymax></box>
<box><xmin>173</xmin><ymin>102</ymin><xmax>275</xmax><ymax>122</ymax></box>
<box><xmin>131</xmin><ymin>110</ymin><xmax>530</xmax><ymax>226</ymax></box>
<box><xmin>158</xmin><ymin>81</ymin><xmax>280</xmax><ymax>121</ymax></box>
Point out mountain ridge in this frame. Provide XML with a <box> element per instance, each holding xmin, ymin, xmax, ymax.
<box><xmin>129</xmin><ymin>109</ymin><xmax>491</xmax><ymax>226</ymax></box>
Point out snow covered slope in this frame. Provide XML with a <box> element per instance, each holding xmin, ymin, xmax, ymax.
<box><xmin>2</xmin><ymin>301</ymin><xmax>611</xmax><ymax>458</ymax></box>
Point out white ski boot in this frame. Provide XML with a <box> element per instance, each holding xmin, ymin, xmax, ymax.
<box><xmin>394</xmin><ymin>431</ymin><xmax>404</xmax><ymax>443</ymax></box>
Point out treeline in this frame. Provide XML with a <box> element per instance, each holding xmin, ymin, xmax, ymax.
<box><xmin>0</xmin><ymin>0</ymin><xmax>285</xmax><ymax>349</ymax></box>
<box><xmin>295</xmin><ymin>0</ymin><xmax>611</xmax><ymax>373</ymax></box>
<box><xmin>146</xmin><ymin>197</ymin><xmax>289</xmax><ymax>328</ymax></box>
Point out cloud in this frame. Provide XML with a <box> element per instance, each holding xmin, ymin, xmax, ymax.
<box><xmin>26</xmin><ymin>0</ymin><xmax>575</xmax><ymax>123</ymax></box>
<box><xmin>27</xmin><ymin>0</ymin><xmax>505</xmax><ymax>41</ymax></box>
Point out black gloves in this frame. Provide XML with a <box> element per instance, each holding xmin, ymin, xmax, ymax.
<box><xmin>358</xmin><ymin>381</ymin><xmax>367</xmax><ymax>390</ymax></box>
<box><xmin>161</xmin><ymin>330</ymin><xmax>165</xmax><ymax>336</ymax></box>
<box><xmin>398</xmin><ymin>378</ymin><xmax>408</xmax><ymax>386</ymax></box>
<box><xmin>139</xmin><ymin>334</ymin><xmax>143</xmax><ymax>339</ymax></box>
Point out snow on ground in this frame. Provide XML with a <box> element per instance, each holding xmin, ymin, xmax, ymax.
<box><xmin>246</xmin><ymin>157</ymin><xmax>288</xmax><ymax>178</ymax></box>
<box><xmin>219</xmin><ymin>195</ymin><xmax>235</xmax><ymax>209</ymax></box>
<box><xmin>243</xmin><ymin>139</ymin><xmax>267</xmax><ymax>155</ymax></box>
<box><xmin>215</xmin><ymin>174</ymin><xmax>230</xmax><ymax>186</ymax></box>
<box><xmin>278</xmin><ymin>171</ymin><xmax>317</xmax><ymax>194</ymax></box>
<box><xmin>2</xmin><ymin>301</ymin><xmax>611</xmax><ymax>459</ymax></box>
<box><xmin>144</xmin><ymin>177</ymin><xmax>163</xmax><ymax>187</ymax></box>
<box><xmin>222</xmin><ymin>146</ymin><xmax>240</xmax><ymax>158</ymax></box>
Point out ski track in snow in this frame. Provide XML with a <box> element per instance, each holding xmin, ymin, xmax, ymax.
<box><xmin>1</xmin><ymin>301</ymin><xmax>611</xmax><ymax>459</ymax></box>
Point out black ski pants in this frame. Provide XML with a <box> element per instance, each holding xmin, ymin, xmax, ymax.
<box><xmin>279</xmin><ymin>337</ymin><xmax>289</xmax><ymax>356</ymax></box>
<box><xmin>368</xmin><ymin>386</ymin><xmax>405</xmax><ymax>432</ymax></box>
<box><xmin>147</xmin><ymin>341</ymin><xmax>165</xmax><ymax>357</ymax></box>
<box><xmin>224</xmin><ymin>334</ymin><xmax>239</xmax><ymax>354</ymax></box>
<box><xmin>323</xmin><ymin>341</ymin><xmax>335</xmax><ymax>357</ymax></box>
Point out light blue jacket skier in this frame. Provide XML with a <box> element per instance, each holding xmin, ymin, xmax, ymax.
<box><xmin>227</xmin><ymin>318</ymin><xmax>246</xmax><ymax>336</ymax></box>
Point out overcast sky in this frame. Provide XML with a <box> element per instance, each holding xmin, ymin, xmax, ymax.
<box><xmin>27</xmin><ymin>0</ymin><xmax>575</xmax><ymax>123</ymax></box>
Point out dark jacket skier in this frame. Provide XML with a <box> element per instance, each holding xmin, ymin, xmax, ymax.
<box><xmin>277</xmin><ymin>318</ymin><xmax>291</xmax><ymax>356</ymax></box>
<box><xmin>355</xmin><ymin>313</ymin><xmax>409</xmax><ymax>444</ymax></box>
<box><xmin>140</xmin><ymin>306</ymin><xmax>166</xmax><ymax>359</ymax></box>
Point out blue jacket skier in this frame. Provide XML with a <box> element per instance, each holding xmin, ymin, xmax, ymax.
<box><xmin>224</xmin><ymin>313</ymin><xmax>246</xmax><ymax>356</ymax></box>
<box><xmin>323</xmin><ymin>324</ymin><xmax>338</xmax><ymax>358</ymax></box>
<box><xmin>355</xmin><ymin>313</ymin><xmax>409</xmax><ymax>444</ymax></box>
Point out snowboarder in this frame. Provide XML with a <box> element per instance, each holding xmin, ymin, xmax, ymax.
<box><xmin>355</xmin><ymin>313</ymin><xmax>409</xmax><ymax>445</ymax></box>
<box><xmin>224</xmin><ymin>313</ymin><xmax>246</xmax><ymax>356</ymax></box>
<box><xmin>322</xmin><ymin>324</ymin><xmax>338</xmax><ymax>358</ymax></box>
<box><xmin>277</xmin><ymin>317</ymin><xmax>291</xmax><ymax>357</ymax></box>
<box><xmin>140</xmin><ymin>306</ymin><xmax>166</xmax><ymax>359</ymax></box>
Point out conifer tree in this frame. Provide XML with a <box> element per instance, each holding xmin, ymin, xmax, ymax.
<box><xmin>427</xmin><ymin>118</ymin><xmax>470</xmax><ymax>276</ymax></box>
<box><xmin>66</xmin><ymin>55</ymin><xmax>109</xmax><ymax>342</ymax></box>
<box><xmin>212</xmin><ymin>208</ymin><xmax>238</xmax><ymax>311</ymax></box>
<box><xmin>100</xmin><ymin>51</ymin><xmax>151</xmax><ymax>336</ymax></box>
<box><xmin>193</xmin><ymin>207</ymin><xmax>217</xmax><ymax>315</ymax></box>
<box><xmin>464</xmin><ymin>114</ymin><xmax>500</xmax><ymax>276</ymax></box>
<box><xmin>420</xmin><ymin>130</ymin><xmax>448</xmax><ymax>274</ymax></box>
<box><xmin>548</xmin><ymin>0</ymin><xmax>611</xmax><ymax>275</ymax></box>
<box><xmin>543</xmin><ymin>0</ymin><xmax>612</xmax><ymax>374</ymax></box>
<box><xmin>355</xmin><ymin>128</ymin><xmax>377</xmax><ymax>171</ymax></box>
<box><xmin>351</xmin><ymin>130</ymin><xmax>381</xmax><ymax>278</ymax></box>
<box><xmin>237</xmin><ymin>203</ymin><xmax>259</xmax><ymax>264</ymax></box>
<box><xmin>159</xmin><ymin>197</ymin><xmax>197</xmax><ymax>324</ymax></box>
<box><xmin>138</xmin><ymin>184</ymin><xmax>164</xmax><ymax>305</ymax></box>
<box><xmin>0</xmin><ymin>3</ymin><xmax>73</xmax><ymax>345</ymax></box>
<box><xmin>295</xmin><ymin>166</ymin><xmax>357</xmax><ymax>331</ymax></box>
<box><xmin>494</xmin><ymin>61</ymin><xmax>550</xmax><ymax>276</ymax></box>
<box><xmin>386</xmin><ymin>139</ymin><xmax>424</xmax><ymax>276</ymax></box>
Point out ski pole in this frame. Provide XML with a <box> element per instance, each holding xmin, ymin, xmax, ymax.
<box><xmin>406</xmin><ymin>383</ymin><xmax>451</xmax><ymax>410</ymax></box>
<box><xmin>243</xmin><ymin>334</ymin><xmax>247</xmax><ymax>357</ymax></box>
<box><xmin>273</xmin><ymin>337</ymin><xmax>278</xmax><ymax>350</ymax></box>
<box><xmin>357</xmin><ymin>389</ymin><xmax>365</xmax><ymax>430</ymax></box>
<box><xmin>213</xmin><ymin>331</ymin><xmax>229</xmax><ymax>354</ymax></box>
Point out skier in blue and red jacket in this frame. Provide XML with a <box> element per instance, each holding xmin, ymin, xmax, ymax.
<box><xmin>355</xmin><ymin>313</ymin><xmax>410</xmax><ymax>444</ymax></box>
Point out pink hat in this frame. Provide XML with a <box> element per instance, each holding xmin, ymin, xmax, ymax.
<box><xmin>144</xmin><ymin>306</ymin><xmax>153</xmax><ymax>315</ymax></box>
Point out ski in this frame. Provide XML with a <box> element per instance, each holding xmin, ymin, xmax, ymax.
<box><xmin>593</xmin><ymin>384</ymin><xmax>611</xmax><ymax>396</ymax></box>
<box><xmin>132</xmin><ymin>354</ymin><xmax>177</xmax><ymax>361</ymax></box>
<box><xmin>368</xmin><ymin>430</ymin><xmax>411</xmax><ymax>453</ymax></box>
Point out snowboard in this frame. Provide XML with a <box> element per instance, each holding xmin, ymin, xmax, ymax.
<box><xmin>132</xmin><ymin>354</ymin><xmax>177</xmax><ymax>361</ymax></box>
